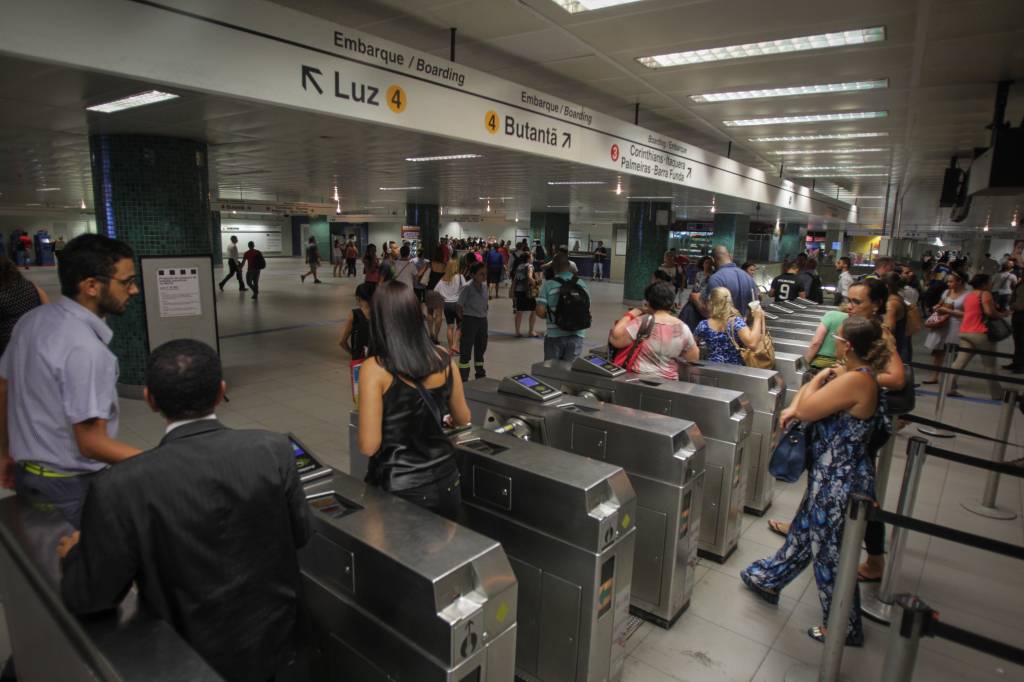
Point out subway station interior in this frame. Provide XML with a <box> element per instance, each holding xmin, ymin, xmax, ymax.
<box><xmin>0</xmin><ymin>0</ymin><xmax>1023</xmax><ymax>681</ymax></box>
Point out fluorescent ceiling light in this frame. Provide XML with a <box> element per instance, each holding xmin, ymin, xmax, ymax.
<box><xmin>789</xmin><ymin>165</ymin><xmax>887</xmax><ymax>171</ymax></box>
<box><xmin>794</xmin><ymin>172</ymin><xmax>889</xmax><ymax>178</ymax></box>
<box><xmin>547</xmin><ymin>181</ymin><xmax>606</xmax><ymax>185</ymax></box>
<box><xmin>723</xmin><ymin>111</ymin><xmax>887</xmax><ymax>127</ymax></box>
<box><xmin>774</xmin><ymin>147</ymin><xmax>887</xmax><ymax>155</ymax></box>
<box><xmin>378</xmin><ymin>186</ymin><xmax>423</xmax><ymax>191</ymax></box>
<box><xmin>36</xmin><ymin>187</ymin><xmax>61</xmax><ymax>192</ymax></box>
<box><xmin>626</xmin><ymin>196</ymin><xmax>674</xmax><ymax>200</ymax></box>
<box><xmin>86</xmin><ymin>90</ymin><xmax>179</xmax><ymax>113</ymax></box>
<box><xmin>546</xmin><ymin>205</ymin><xmax>572</xmax><ymax>208</ymax></box>
<box><xmin>751</xmin><ymin>132</ymin><xmax>889</xmax><ymax>142</ymax></box>
<box><xmin>638</xmin><ymin>26</ymin><xmax>885</xmax><ymax>68</ymax></box>
<box><xmin>478</xmin><ymin>196</ymin><xmax>513</xmax><ymax>200</ymax></box>
<box><xmin>550</xmin><ymin>0</ymin><xmax>645</xmax><ymax>13</ymax></box>
<box><xmin>691</xmin><ymin>79</ymin><xmax>887</xmax><ymax>103</ymax></box>
<box><xmin>405</xmin><ymin>154</ymin><xmax>482</xmax><ymax>162</ymax></box>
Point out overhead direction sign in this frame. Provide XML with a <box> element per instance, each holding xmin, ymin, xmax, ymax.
<box><xmin>0</xmin><ymin>0</ymin><xmax>857</xmax><ymax>222</ymax></box>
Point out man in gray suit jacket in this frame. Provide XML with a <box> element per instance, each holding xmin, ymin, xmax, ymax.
<box><xmin>58</xmin><ymin>339</ymin><xmax>312</xmax><ymax>682</ymax></box>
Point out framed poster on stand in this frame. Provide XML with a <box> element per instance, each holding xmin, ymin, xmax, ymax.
<box><xmin>139</xmin><ymin>255</ymin><xmax>220</xmax><ymax>356</ymax></box>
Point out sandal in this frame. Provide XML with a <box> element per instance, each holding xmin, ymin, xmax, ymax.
<box><xmin>514</xmin><ymin>333</ymin><xmax>523</xmax><ymax>338</ymax></box>
<box><xmin>807</xmin><ymin>626</ymin><xmax>864</xmax><ymax>647</ymax></box>
<box><xmin>767</xmin><ymin>519</ymin><xmax>789</xmax><ymax>537</ymax></box>
<box><xmin>740</xmin><ymin>570</ymin><xmax>779</xmax><ymax>605</ymax></box>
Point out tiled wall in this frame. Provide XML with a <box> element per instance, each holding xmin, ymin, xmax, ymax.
<box><xmin>90</xmin><ymin>135</ymin><xmax>212</xmax><ymax>385</ymax></box>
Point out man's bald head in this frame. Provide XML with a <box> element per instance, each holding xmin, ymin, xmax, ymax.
<box><xmin>712</xmin><ymin>245</ymin><xmax>732</xmax><ymax>265</ymax></box>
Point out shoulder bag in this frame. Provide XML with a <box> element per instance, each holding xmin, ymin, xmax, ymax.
<box><xmin>612</xmin><ymin>314</ymin><xmax>655</xmax><ymax>372</ymax></box>
<box><xmin>769</xmin><ymin>420</ymin><xmax>816</xmax><ymax>483</ymax></box>
<box><xmin>985</xmin><ymin>307</ymin><xmax>1012</xmax><ymax>343</ymax></box>
<box><xmin>727</xmin><ymin>317</ymin><xmax>775</xmax><ymax>369</ymax></box>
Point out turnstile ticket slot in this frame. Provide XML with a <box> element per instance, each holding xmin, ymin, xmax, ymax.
<box><xmin>309</xmin><ymin>533</ymin><xmax>355</xmax><ymax>595</ymax></box>
<box><xmin>569</xmin><ymin>423</ymin><xmax>607</xmax><ymax>459</ymax></box>
<box><xmin>308</xmin><ymin>492</ymin><xmax>363</xmax><ymax>520</ymax></box>
<box><xmin>560</xmin><ymin>402</ymin><xmax>600</xmax><ymax>415</ymax></box>
<box><xmin>472</xmin><ymin>466</ymin><xmax>513</xmax><ymax>511</ymax></box>
<box><xmin>679</xmin><ymin>491</ymin><xmax>693</xmax><ymax>539</ymax></box>
<box><xmin>460</xmin><ymin>439</ymin><xmax>510</xmax><ymax>457</ymax></box>
<box><xmin>636</xmin><ymin>378</ymin><xmax>662</xmax><ymax>387</ymax></box>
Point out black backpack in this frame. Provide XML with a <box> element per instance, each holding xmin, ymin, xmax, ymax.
<box><xmin>513</xmin><ymin>262</ymin><xmax>530</xmax><ymax>291</ymax></box>
<box><xmin>255</xmin><ymin>251</ymin><xmax>267</xmax><ymax>270</ymax></box>
<box><xmin>553</xmin><ymin>275</ymin><xmax>591</xmax><ymax>331</ymax></box>
<box><xmin>807</xmin><ymin>272</ymin><xmax>823</xmax><ymax>304</ymax></box>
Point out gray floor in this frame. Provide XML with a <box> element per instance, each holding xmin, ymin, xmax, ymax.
<box><xmin>6</xmin><ymin>258</ymin><xmax>1024</xmax><ymax>682</ymax></box>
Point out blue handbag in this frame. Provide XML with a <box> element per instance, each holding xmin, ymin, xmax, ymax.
<box><xmin>769</xmin><ymin>420</ymin><xmax>816</xmax><ymax>483</ymax></box>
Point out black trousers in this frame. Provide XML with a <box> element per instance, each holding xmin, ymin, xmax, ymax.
<box><xmin>345</xmin><ymin>258</ymin><xmax>357</xmax><ymax>276</ymax></box>
<box><xmin>1012</xmin><ymin>310</ymin><xmax>1024</xmax><ymax>367</ymax></box>
<box><xmin>219</xmin><ymin>258</ymin><xmax>245</xmax><ymax>289</ymax></box>
<box><xmin>246</xmin><ymin>269</ymin><xmax>261</xmax><ymax>297</ymax></box>
<box><xmin>459</xmin><ymin>316</ymin><xmax>488</xmax><ymax>381</ymax></box>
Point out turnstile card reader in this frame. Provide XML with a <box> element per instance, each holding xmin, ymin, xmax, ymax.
<box><xmin>452</xmin><ymin>428</ymin><xmax>636</xmax><ymax>682</ymax></box>
<box><xmin>467</xmin><ymin>375</ymin><xmax>714</xmax><ymax>620</ymax></box>
<box><xmin>676</xmin><ymin>361</ymin><xmax>784</xmax><ymax>517</ymax></box>
<box><xmin>289</xmin><ymin>432</ymin><xmax>333</xmax><ymax>485</ymax></box>
<box><xmin>301</xmin><ymin>470</ymin><xmax>518</xmax><ymax>682</ymax></box>
<box><xmin>499</xmin><ymin>374</ymin><xmax>562</xmax><ymax>401</ymax></box>
<box><xmin>530</xmin><ymin>361</ymin><xmax>752</xmax><ymax>565</ymax></box>
<box><xmin>574</xmin><ymin>354</ymin><xmax>627</xmax><ymax>377</ymax></box>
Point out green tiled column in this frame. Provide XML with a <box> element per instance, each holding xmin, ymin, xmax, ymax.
<box><xmin>406</xmin><ymin>203</ymin><xmax>439</xmax><ymax>257</ymax></box>
<box><xmin>530</xmin><ymin>212</ymin><xmax>569</xmax><ymax>254</ymax></box>
<box><xmin>778</xmin><ymin>222</ymin><xmax>804</xmax><ymax>262</ymax></box>
<box><xmin>90</xmin><ymin>134</ymin><xmax>212</xmax><ymax>385</ymax></box>
<box><xmin>712</xmin><ymin>213</ymin><xmax>750</xmax><ymax>264</ymax></box>
<box><xmin>623</xmin><ymin>200</ymin><xmax>671</xmax><ymax>302</ymax></box>
<box><xmin>309</xmin><ymin>215</ymin><xmax>330</xmax><ymax>251</ymax></box>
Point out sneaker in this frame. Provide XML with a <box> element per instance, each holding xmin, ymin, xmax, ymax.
<box><xmin>314</xmin><ymin>279</ymin><xmax>323</xmax><ymax>284</ymax></box>
<box><xmin>218</xmin><ymin>282</ymin><xmax>224</xmax><ymax>291</ymax></box>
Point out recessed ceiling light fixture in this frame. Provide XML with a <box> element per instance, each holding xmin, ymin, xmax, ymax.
<box><xmin>691</xmin><ymin>79</ymin><xmax>887</xmax><ymax>103</ymax></box>
<box><xmin>638</xmin><ymin>26</ymin><xmax>885</xmax><ymax>68</ymax></box>
<box><xmin>793</xmin><ymin>172</ymin><xmax>889</xmax><ymax>178</ymax></box>
<box><xmin>86</xmin><ymin>90</ymin><xmax>179</xmax><ymax>113</ymax></box>
<box><xmin>773</xmin><ymin>147</ymin><xmax>887</xmax><ymax>155</ymax></box>
<box><xmin>789</xmin><ymin>165</ymin><xmax>887</xmax><ymax>171</ymax></box>
<box><xmin>550</xmin><ymin>0</ymin><xmax>645</xmax><ymax>13</ymax></box>
<box><xmin>405</xmin><ymin>154</ymin><xmax>482</xmax><ymax>162</ymax></box>
<box><xmin>750</xmin><ymin>132</ymin><xmax>889</xmax><ymax>142</ymax></box>
<box><xmin>547</xmin><ymin>180</ymin><xmax>606</xmax><ymax>185</ymax></box>
<box><xmin>723</xmin><ymin>111</ymin><xmax>887</xmax><ymax>127</ymax></box>
<box><xmin>36</xmin><ymin>187</ymin><xmax>61</xmax><ymax>192</ymax></box>
<box><xmin>378</xmin><ymin>186</ymin><xmax>423</xmax><ymax>191</ymax></box>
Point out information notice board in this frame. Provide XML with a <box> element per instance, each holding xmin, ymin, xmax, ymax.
<box><xmin>140</xmin><ymin>255</ymin><xmax>220</xmax><ymax>356</ymax></box>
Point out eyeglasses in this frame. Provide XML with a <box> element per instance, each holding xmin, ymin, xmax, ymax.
<box><xmin>98</xmin><ymin>275</ymin><xmax>139</xmax><ymax>288</ymax></box>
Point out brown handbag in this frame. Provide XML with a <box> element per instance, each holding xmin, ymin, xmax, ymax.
<box><xmin>727</xmin><ymin>318</ymin><xmax>776</xmax><ymax>369</ymax></box>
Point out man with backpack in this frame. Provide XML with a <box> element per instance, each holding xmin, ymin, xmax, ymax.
<box><xmin>536</xmin><ymin>252</ymin><xmax>591</xmax><ymax>360</ymax></box>
<box><xmin>243</xmin><ymin>241</ymin><xmax>266</xmax><ymax>300</ymax></box>
<box><xmin>797</xmin><ymin>258</ymin><xmax>824</xmax><ymax>304</ymax></box>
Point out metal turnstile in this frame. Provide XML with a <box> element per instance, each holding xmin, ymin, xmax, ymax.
<box><xmin>781</xmin><ymin>299</ymin><xmax>839</xmax><ymax>312</ymax></box>
<box><xmin>771</xmin><ymin>351</ymin><xmax>811</xmax><ymax>406</ymax></box>
<box><xmin>765</xmin><ymin>303</ymin><xmax>826</xmax><ymax>322</ymax></box>
<box><xmin>301</xmin><ymin>470</ymin><xmax>518</xmax><ymax>682</ymax></box>
<box><xmin>676</xmin><ymin>361</ymin><xmax>784</xmax><ymax>517</ymax></box>
<box><xmin>451</xmin><ymin>427</ymin><xmax>637</xmax><ymax>682</ymax></box>
<box><xmin>767</xmin><ymin>316</ymin><xmax>821</xmax><ymax>330</ymax></box>
<box><xmin>0</xmin><ymin>499</ymin><xmax>224</xmax><ymax>682</ymax></box>
<box><xmin>528</xmin><ymin>359</ymin><xmax>751</xmax><ymax>566</ymax></box>
<box><xmin>766</xmin><ymin>324</ymin><xmax>816</xmax><ymax>342</ymax></box>
<box><xmin>468</xmin><ymin>369</ymin><xmax>706</xmax><ymax>627</ymax></box>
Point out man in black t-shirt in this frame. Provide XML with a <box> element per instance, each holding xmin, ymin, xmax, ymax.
<box><xmin>769</xmin><ymin>262</ymin><xmax>805</xmax><ymax>302</ymax></box>
<box><xmin>592</xmin><ymin>241</ymin><xmax>608</xmax><ymax>281</ymax></box>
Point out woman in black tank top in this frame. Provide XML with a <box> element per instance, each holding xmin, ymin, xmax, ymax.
<box><xmin>356</xmin><ymin>280</ymin><xmax>471</xmax><ymax>519</ymax></box>
<box><xmin>0</xmin><ymin>256</ymin><xmax>47</xmax><ymax>357</ymax></box>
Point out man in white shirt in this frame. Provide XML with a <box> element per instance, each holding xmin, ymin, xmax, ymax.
<box><xmin>218</xmin><ymin>235</ymin><xmax>247</xmax><ymax>291</ymax></box>
<box><xmin>992</xmin><ymin>260</ymin><xmax>1018</xmax><ymax>310</ymax></box>
<box><xmin>834</xmin><ymin>257</ymin><xmax>855</xmax><ymax>305</ymax></box>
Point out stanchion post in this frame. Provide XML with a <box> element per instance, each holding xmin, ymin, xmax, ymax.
<box><xmin>874</xmin><ymin>434</ymin><xmax>898</xmax><ymax>509</ymax></box>
<box><xmin>961</xmin><ymin>389</ymin><xmax>1019</xmax><ymax>520</ymax></box>
<box><xmin>862</xmin><ymin>437</ymin><xmax>928</xmax><ymax>624</ymax></box>
<box><xmin>784</xmin><ymin>495</ymin><xmax>871</xmax><ymax>682</ymax></box>
<box><xmin>880</xmin><ymin>594</ymin><xmax>934</xmax><ymax>682</ymax></box>
<box><xmin>919</xmin><ymin>343</ymin><xmax>957</xmax><ymax>439</ymax></box>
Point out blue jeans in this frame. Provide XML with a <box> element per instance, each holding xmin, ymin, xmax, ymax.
<box><xmin>544</xmin><ymin>334</ymin><xmax>584</xmax><ymax>361</ymax></box>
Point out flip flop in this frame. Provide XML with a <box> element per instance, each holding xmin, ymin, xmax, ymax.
<box><xmin>807</xmin><ymin>626</ymin><xmax>863</xmax><ymax>647</ymax></box>
<box><xmin>767</xmin><ymin>519</ymin><xmax>788</xmax><ymax>537</ymax></box>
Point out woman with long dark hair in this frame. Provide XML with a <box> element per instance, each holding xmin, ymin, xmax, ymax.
<box><xmin>362</xmin><ymin>244</ymin><xmax>381</xmax><ymax>285</ymax></box>
<box><xmin>742</xmin><ymin>316</ymin><xmax>893</xmax><ymax>648</ymax></box>
<box><xmin>356</xmin><ymin>281</ymin><xmax>470</xmax><ymax>519</ymax></box>
<box><xmin>0</xmin><ymin>255</ymin><xmax>47</xmax><ymax>358</ymax></box>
